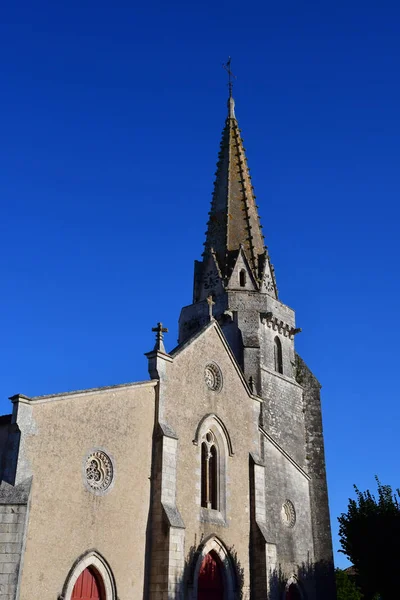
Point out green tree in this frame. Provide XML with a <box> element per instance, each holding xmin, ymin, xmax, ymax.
<box><xmin>338</xmin><ymin>478</ymin><xmax>400</xmax><ymax>600</ymax></box>
<box><xmin>335</xmin><ymin>568</ymin><xmax>362</xmax><ymax>600</ymax></box>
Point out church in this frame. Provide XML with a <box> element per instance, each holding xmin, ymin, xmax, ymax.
<box><xmin>0</xmin><ymin>89</ymin><xmax>335</xmax><ymax>600</ymax></box>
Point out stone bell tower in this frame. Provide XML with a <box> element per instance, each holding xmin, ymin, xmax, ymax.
<box><xmin>179</xmin><ymin>89</ymin><xmax>335</xmax><ymax>598</ymax></box>
<box><xmin>179</xmin><ymin>93</ymin><xmax>298</xmax><ymax>395</ymax></box>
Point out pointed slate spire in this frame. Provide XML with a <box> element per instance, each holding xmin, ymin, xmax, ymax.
<box><xmin>203</xmin><ymin>95</ymin><xmax>277</xmax><ymax>297</ymax></box>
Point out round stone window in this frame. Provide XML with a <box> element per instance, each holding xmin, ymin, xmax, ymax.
<box><xmin>204</xmin><ymin>363</ymin><xmax>223</xmax><ymax>392</ymax></box>
<box><xmin>84</xmin><ymin>450</ymin><xmax>114</xmax><ymax>494</ymax></box>
<box><xmin>281</xmin><ymin>500</ymin><xmax>296</xmax><ymax>528</ymax></box>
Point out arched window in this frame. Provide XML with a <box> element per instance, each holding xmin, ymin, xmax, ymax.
<box><xmin>195</xmin><ymin>414</ymin><xmax>233</xmax><ymax>520</ymax></box>
<box><xmin>274</xmin><ymin>336</ymin><xmax>283</xmax><ymax>374</ymax></box>
<box><xmin>209</xmin><ymin>445</ymin><xmax>218</xmax><ymax>509</ymax></box>
<box><xmin>201</xmin><ymin>442</ymin><xmax>207</xmax><ymax>507</ymax></box>
<box><xmin>239</xmin><ymin>269</ymin><xmax>246</xmax><ymax>287</ymax></box>
<box><xmin>201</xmin><ymin>431</ymin><xmax>219</xmax><ymax>510</ymax></box>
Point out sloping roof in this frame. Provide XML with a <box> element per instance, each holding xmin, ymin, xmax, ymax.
<box><xmin>170</xmin><ymin>318</ymin><xmax>260</xmax><ymax>402</ymax></box>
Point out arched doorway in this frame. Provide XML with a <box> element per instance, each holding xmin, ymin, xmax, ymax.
<box><xmin>286</xmin><ymin>582</ymin><xmax>302</xmax><ymax>600</ymax></box>
<box><xmin>61</xmin><ymin>551</ymin><xmax>116</xmax><ymax>600</ymax></box>
<box><xmin>71</xmin><ymin>567</ymin><xmax>105</xmax><ymax>600</ymax></box>
<box><xmin>198</xmin><ymin>551</ymin><xmax>224</xmax><ymax>600</ymax></box>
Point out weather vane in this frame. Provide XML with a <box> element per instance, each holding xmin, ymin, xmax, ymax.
<box><xmin>223</xmin><ymin>57</ymin><xmax>237</xmax><ymax>97</ymax></box>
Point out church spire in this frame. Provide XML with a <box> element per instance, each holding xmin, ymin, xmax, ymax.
<box><xmin>203</xmin><ymin>91</ymin><xmax>277</xmax><ymax>297</ymax></box>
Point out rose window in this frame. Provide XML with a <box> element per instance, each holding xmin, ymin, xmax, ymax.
<box><xmin>281</xmin><ymin>500</ymin><xmax>296</xmax><ymax>528</ymax></box>
<box><xmin>85</xmin><ymin>450</ymin><xmax>113</xmax><ymax>493</ymax></box>
<box><xmin>204</xmin><ymin>363</ymin><xmax>223</xmax><ymax>392</ymax></box>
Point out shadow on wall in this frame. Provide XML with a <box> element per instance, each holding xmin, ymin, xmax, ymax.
<box><xmin>169</xmin><ymin>532</ymin><xmax>335</xmax><ymax>600</ymax></box>
<box><xmin>175</xmin><ymin>538</ymin><xmax>334</xmax><ymax>599</ymax></box>
<box><xmin>269</xmin><ymin>559</ymin><xmax>336</xmax><ymax>600</ymax></box>
<box><xmin>175</xmin><ymin>535</ymin><xmax>245</xmax><ymax>599</ymax></box>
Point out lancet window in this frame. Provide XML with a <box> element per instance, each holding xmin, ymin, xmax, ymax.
<box><xmin>274</xmin><ymin>336</ymin><xmax>283</xmax><ymax>374</ymax></box>
<box><xmin>201</xmin><ymin>431</ymin><xmax>219</xmax><ymax>510</ymax></box>
<box><xmin>239</xmin><ymin>269</ymin><xmax>247</xmax><ymax>287</ymax></box>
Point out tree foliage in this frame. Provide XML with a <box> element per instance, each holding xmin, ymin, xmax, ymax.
<box><xmin>335</xmin><ymin>568</ymin><xmax>362</xmax><ymax>600</ymax></box>
<box><xmin>338</xmin><ymin>477</ymin><xmax>400</xmax><ymax>600</ymax></box>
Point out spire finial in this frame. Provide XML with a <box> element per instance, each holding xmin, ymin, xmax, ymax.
<box><xmin>223</xmin><ymin>57</ymin><xmax>236</xmax><ymax>99</ymax></box>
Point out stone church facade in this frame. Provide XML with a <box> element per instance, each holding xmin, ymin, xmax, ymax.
<box><xmin>0</xmin><ymin>94</ymin><xmax>335</xmax><ymax>599</ymax></box>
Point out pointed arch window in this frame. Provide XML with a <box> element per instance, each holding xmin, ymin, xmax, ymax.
<box><xmin>201</xmin><ymin>431</ymin><xmax>219</xmax><ymax>510</ymax></box>
<box><xmin>195</xmin><ymin>414</ymin><xmax>233</xmax><ymax>522</ymax></box>
<box><xmin>274</xmin><ymin>336</ymin><xmax>283</xmax><ymax>374</ymax></box>
<box><xmin>239</xmin><ymin>269</ymin><xmax>247</xmax><ymax>287</ymax></box>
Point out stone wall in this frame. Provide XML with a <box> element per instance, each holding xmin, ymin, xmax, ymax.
<box><xmin>261</xmin><ymin>370</ymin><xmax>305</xmax><ymax>467</ymax></box>
<box><xmin>0</xmin><ymin>478</ymin><xmax>31</xmax><ymax>600</ymax></box>
<box><xmin>0</xmin><ymin>504</ymin><xmax>27</xmax><ymax>599</ymax></box>
<box><xmin>261</xmin><ymin>438</ymin><xmax>315</xmax><ymax>598</ymax></box>
<box><xmin>11</xmin><ymin>381</ymin><xmax>156</xmax><ymax>600</ymax></box>
<box><xmin>296</xmin><ymin>354</ymin><xmax>336</xmax><ymax>600</ymax></box>
<box><xmin>149</xmin><ymin>322</ymin><xmax>262</xmax><ymax>600</ymax></box>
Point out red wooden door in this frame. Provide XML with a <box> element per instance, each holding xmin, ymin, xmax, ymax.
<box><xmin>286</xmin><ymin>583</ymin><xmax>302</xmax><ymax>600</ymax></box>
<box><xmin>198</xmin><ymin>551</ymin><xmax>224</xmax><ymax>600</ymax></box>
<box><xmin>72</xmin><ymin>567</ymin><xmax>104</xmax><ymax>600</ymax></box>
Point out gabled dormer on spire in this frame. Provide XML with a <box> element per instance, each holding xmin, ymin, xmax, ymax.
<box><xmin>197</xmin><ymin>95</ymin><xmax>277</xmax><ymax>302</ymax></box>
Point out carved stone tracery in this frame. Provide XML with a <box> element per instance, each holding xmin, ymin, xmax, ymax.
<box><xmin>281</xmin><ymin>499</ymin><xmax>296</xmax><ymax>528</ymax></box>
<box><xmin>204</xmin><ymin>363</ymin><xmax>223</xmax><ymax>392</ymax></box>
<box><xmin>85</xmin><ymin>450</ymin><xmax>113</xmax><ymax>493</ymax></box>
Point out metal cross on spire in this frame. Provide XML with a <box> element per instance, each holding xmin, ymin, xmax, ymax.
<box><xmin>223</xmin><ymin>57</ymin><xmax>237</xmax><ymax>98</ymax></box>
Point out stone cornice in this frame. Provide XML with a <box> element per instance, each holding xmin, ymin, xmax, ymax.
<box><xmin>259</xmin><ymin>427</ymin><xmax>310</xmax><ymax>481</ymax></box>
<box><xmin>11</xmin><ymin>380</ymin><xmax>158</xmax><ymax>405</ymax></box>
<box><xmin>260</xmin><ymin>311</ymin><xmax>301</xmax><ymax>339</ymax></box>
<box><xmin>144</xmin><ymin>349</ymin><xmax>174</xmax><ymax>363</ymax></box>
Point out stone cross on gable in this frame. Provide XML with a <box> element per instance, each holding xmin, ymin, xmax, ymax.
<box><xmin>206</xmin><ymin>295</ymin><xmax>215</xmax><ymax>321</ymax></box>
<box><xmin>152</xmin><ymin>322</ymin><xmax>168</xmax><ymax>352</ymax></box>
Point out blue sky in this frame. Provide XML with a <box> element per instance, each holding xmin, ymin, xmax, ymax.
<box><xmin>1</xmin><ymin>1</ymin><xmax>400</xmax><ymax>567</ymax></box>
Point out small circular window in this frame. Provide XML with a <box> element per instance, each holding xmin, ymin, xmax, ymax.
<box><xmin>84</xmin><ymin>450</ymin><xmax>114</xmax><ymax>494</ymax></box>
<box><xmin>281</xmin><ymin>500</ymin><xmax>296</xmax><ymax>528</ymax></box>
<box><xmin>204</xmin><ymin>363</ymin><xmax>223</xmax><ymax>392</ymax></box>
